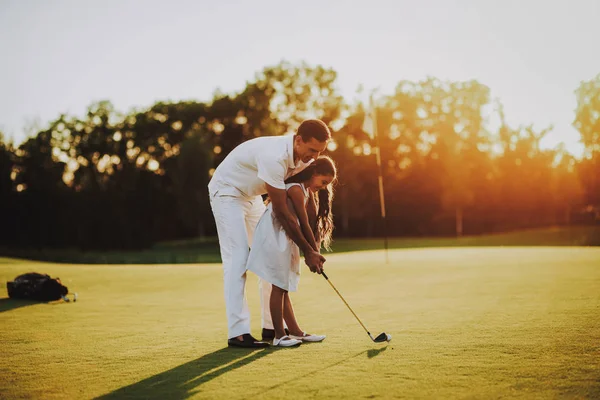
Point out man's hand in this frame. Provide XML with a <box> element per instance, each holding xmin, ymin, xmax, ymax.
<box><xmin>305</xmin><ymin>250</ymin><xmax>326</xmax><ymax>274</ymax></box>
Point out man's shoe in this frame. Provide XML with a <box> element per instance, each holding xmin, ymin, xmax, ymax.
<box><xmin>228</xmin><ymin>333</ymin><xmax>270</xmax><ymax>348</ymax></box>
<box><xmin>262</xmin><ymin>328</ymin><xmax>290</xmax><ymax>340</ymax></box>
<box><xmin>262</xmin><ymin>328</ymin><xmax>275</xmax><ymax>340</ymax></box>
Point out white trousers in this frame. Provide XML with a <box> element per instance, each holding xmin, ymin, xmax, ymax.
<box><xmin>209</xmin><ymin>193</ymin><xmax>274</xmax><ymax>339</ymax></box>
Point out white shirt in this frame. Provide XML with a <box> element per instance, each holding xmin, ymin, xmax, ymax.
<box><xmin>208</xmin><ymin>135</ymin><xmax>311</xmax><ymax>198</ymax></box>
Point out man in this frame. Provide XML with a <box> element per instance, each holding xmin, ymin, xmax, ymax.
<box><xmin>208</xmin><ymin>119</ymin><xmax>331</xmax><ymax>348</ymax></box>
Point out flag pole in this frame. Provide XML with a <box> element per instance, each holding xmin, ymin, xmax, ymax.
<box><xmin>370</xmin><ymin>94</ymin><xmax>389</xmax><ymax>264</ymax></box>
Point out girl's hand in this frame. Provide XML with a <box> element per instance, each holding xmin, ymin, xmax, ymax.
<box><xmin>305</xmin><ymin>250</ymin><xmax>325</xmax><ymax>274</ymax></box>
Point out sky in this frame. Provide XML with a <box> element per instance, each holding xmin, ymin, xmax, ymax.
<box><xmin>1</xmin><ymin>0</ymin><xmax>599</xmax><ymax>156</ymax></box>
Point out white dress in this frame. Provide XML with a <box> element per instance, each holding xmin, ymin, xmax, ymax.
<box><xmin>246</xmin><ymin>183</ymin><xmax>309</xmax><ymax>292</ymax></box>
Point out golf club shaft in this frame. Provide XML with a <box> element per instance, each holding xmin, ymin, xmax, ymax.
<box><xmin>321</xmin><ymin>272</ymin><xmax>371</xmax><ymax>337</ymax></box>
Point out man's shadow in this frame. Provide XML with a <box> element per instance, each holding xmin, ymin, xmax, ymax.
<box><xmin>0</xmin><ymin>297</ymin><xmax>40</xmax><ymax>313</ymax></box>
<box><xmin>96</xmin><ymin>347</ymin><xmax>270</xmax><ymax>400</ymax></box>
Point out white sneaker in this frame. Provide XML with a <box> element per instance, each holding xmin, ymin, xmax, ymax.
<box><xmin>273</xmin><ymin>335</ymin><xmax>302</xmax><ymax>347</ymax></box>
<box><xmin>289</xmin><ymin>332</ymin><xmax>326</xmax><ymax>342</ymax></box>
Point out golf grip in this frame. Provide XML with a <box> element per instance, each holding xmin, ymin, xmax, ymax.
<box><xmin>321</xmin><ymin>272</ymin><xmax>371</xmax><ymax>336</ymax></box>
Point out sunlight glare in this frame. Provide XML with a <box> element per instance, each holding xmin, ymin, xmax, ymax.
<box><xmin>148</xmin><ymin>159</ymin><xmax>159</xmax><ymax>171</ymax></box>
<box><xmin>389</xmin><ymin>124</ymin><xmax>401</xmax><ymax>140</ymax></box>
<box><xmin>171</xmin><ymin>121</ymin><xmax>183</xmax><ymax>131</ymax></box>
<box><xmin>212</xmin><ymin>121</ymin><xmax>224</xmax><ymax>134</ymax></box>
<box><xmin>62</xmin><ymin>171</ymin><xmax>74</xmax><ymax>186</ymax></box>
<box><xmin>136</xmin><ymin>154</ymin><xmax>146</xmax><ymax>166</ymax></box>
<box><xmin>363</xmin><ymin>143</ymin><xmax>372</xmax><ymax>156</ymax></box>
<box><xmin>77</xmin><ymin>156</ymin><xmax>89</xmax><ymax>167</ymax></box>
<box><xmin>67</xmin><ymin>159</ymin><xmax>79</xmax><ymax>171</ymax></box>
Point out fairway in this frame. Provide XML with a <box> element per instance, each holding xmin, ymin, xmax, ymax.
<box><xmin>1</xmin><ymin>247</ymin><xmax>599</xmax><ymax>399</ymax></box>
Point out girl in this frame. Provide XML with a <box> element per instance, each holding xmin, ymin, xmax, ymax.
<box><xmin>246</xmin><ymin>155</ymin><xmax>337</xmax><ymax>347</ymax></box>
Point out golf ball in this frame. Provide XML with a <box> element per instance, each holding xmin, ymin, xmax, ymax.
<box><xmin>386</xmin><ymin>334</ymin><xmax>392</xmax><ymax>342</ymax></box>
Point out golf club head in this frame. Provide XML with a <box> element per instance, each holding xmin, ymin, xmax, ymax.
<box><xmin>373</xmin><ymin>332</ymin><xmax>392</xmax><ymax>343</ymax></box>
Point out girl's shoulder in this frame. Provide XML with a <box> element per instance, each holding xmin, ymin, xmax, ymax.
<box><xmin>285</xmin><ymin>182</ymin><xmax>308</xmax><ymax>197</ymax></box>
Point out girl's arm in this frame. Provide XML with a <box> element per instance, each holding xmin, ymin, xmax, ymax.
<box><xmin>267</xmin><ymin>184</ymin><xmax>320</xmax><ymax>262</ymax></box>
<box><xmin>306</xmin><ymin>191</ymin><xmax>322</xmax><ymax>250</ymax></box>
<box><xmin>287</xmin><ymin>186</ymin><xmax>319</xmax><ymax>253</ymax></box>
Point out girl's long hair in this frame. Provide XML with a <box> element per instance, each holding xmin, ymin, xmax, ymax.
<box><xmin>285</xmin><ymin>155</ymin><xmax>337</xmax><ymax>250</ymax></box>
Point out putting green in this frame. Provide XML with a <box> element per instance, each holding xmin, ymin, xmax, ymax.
<box><xmin>1</xmin><ymin>247</ymin><xmax>599</xmax><ymax>399</ymax></box>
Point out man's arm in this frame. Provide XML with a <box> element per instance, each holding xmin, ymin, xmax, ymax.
<box><xmin>306</xmin><ymin>191</ymin><xmax>322</xmax><ymax>250</ymax></box>
<box><xmin>288</xmin><ymin>186</ymin><xmax>319</xmax><ymax>253</ymax></box>
<box><xmin>266</xmin><ymin>184</ymin><xmax>325</xmax><ymax>273</ymax></box>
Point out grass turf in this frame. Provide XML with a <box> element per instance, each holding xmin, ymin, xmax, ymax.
<box><xmin>1</xmin><ymin>247</ymin><xmax>599</xmax><ymax>399</ymax></box>
<box><xmin>2</xmin><ymin>225</ymin><xmax>599</xmax><ymax>264</ymax></box>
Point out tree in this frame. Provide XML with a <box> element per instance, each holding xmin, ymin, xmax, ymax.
<box><xmin>574</xmin><ymin>73</ymin><xmax>600</xmax><ymax>154</ymax></box>
<box><xmin>0</xmin><ymin>132</ymin><xmax>14</xmax><ymax>196</ymax></box>
<box><xmin>0</xmin><ymin>133</ymin><xmax>15</xmax><ymax>246</ymax></box>
<box><xmin>494</xmin><ymin>116</ymin><xmax>559</xmax><ymax>229</ymax></box>
<box><xmin>551</xmin><ymin>146</ymin><xmax>584</xmax><ymax>225</ymax></box>
<box><xmin>574</xmin><ymin>74</ymin><xmax>600</xmax><ymax>207</ymax></box>
<box><xmin>384</xmin><ymin>78</ymin><xmax>491</xmax><ymax>236</ymax></box>
<box><xmin>254</xmin><ymin>61</ymin><xmax>345</xmax><ymax>133</ymax></box>
<box><xmin>2</xmin><ymin>61</ymin><xmax>593</xmax><ymax>251</ymax></box>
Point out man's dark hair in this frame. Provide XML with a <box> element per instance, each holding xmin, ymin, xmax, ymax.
<box><xmin>296</xmin><ymin>119</ymin><xmax>331</xmax><ymax>143</ymax></box>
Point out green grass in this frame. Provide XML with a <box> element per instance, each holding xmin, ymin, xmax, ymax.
<box><xmin>2</xmin><ymin>225</ymin><xmax>599</xmax><ymax>264</ymax></box>
<box><xmin>1</xmin><ymin>247</ymin><xmax>599</xmax><ymax>399</ymax></box>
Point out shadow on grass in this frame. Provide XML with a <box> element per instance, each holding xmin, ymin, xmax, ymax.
<box><xmin>0</xmin><ymin>297</ymin><xmax>40</xmax><ymax>313</ymax></box>
<box><xmin>95</xmin><ymin>347</ymin><xmax>270</xmax><ymax>400</ymax></box>
<box><xmin>247</xmin><ymin>345</ymin><xmax>389</xmax><ymax>398</ymax></box>
<box><xmin>367</xmin><ymin>346</ymin><xmax>388</xmax><ymax>358</ymax></box>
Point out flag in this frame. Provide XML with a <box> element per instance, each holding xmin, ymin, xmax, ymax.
<box><xmin>361</xmin><ymin>92</ymin><xmax>389</xmax><ymax>263</ymax></box>
<box><xmin>362</xmin><ymin>96</ymin><xmax>376</xmax><ymax>139</ymax></box>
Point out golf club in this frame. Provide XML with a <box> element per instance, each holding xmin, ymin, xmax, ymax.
<box><xmin>321</xmin><ymin>271</ymin><xmax>391</xmax><ymax>343</ymax></box>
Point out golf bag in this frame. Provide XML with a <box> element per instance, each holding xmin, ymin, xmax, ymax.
<box><xmin>6</xmin><ymin>272</ymin><xmax>76</xmax><ymax>302</ymax></box>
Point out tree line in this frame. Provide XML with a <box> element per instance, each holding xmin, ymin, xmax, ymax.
<box><xmin>1</xmin><ymin>61</ymin><xmax>598</xmax><ymax>250</ymax></box>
